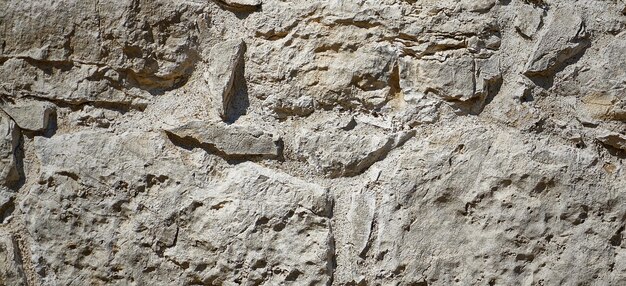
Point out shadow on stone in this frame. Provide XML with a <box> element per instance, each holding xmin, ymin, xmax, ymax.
<box><xmin>225</xmin><ymin>59</ymin><xmax>250</xmax><ymax>124</ymax></box>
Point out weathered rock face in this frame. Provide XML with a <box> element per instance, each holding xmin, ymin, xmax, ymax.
<box><xmin>1</xmin><ymin>0</ymin><xmax>625</xmax><ymax>285</ymax></box>
<box><xmin>166</xmin><ymin>120</ymin><xmax>282</xmax><ymax>159</ymax></box>
<box><xmin>0</xmin><ymin>231</ymin><xmax>27</xmax><ymax>286</ymax></box>
<box><xmin>0</xmin><ymin>113</ymin><xmax>19</xmax><ymax>187</ymax></box>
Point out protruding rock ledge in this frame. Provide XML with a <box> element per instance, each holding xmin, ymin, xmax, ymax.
<box><xmin>524</xmin><ymin>11</ymin><xmax>589</xmax><ymax>76</ymax></box>
<box><xmin>596</xmin><ymin>131</ymin><xmax>626</xmax><ymax>151</ymax></box>
<box><xmin>204</xmin><ymin>39</ymin><xmax>246</xmax><ymax>121</ymax></box>
<box><xmin>0</xmin><ymin>99</ymin><xmax>55</xmax><ymax>132</ymax></box>
<box><xmin>213</xmin><ymin>0</ymin><xmax>262</xmax><ymax>12</ymax></box>
<box><xmin>295</xmin><ymin>128</ymin><xmax>415</xmax><ymax>178</ymax></box>
<box><xmin>165</xmin><ymin>121</ymin><xmax>282</xmax><ymax>159</ymax></box>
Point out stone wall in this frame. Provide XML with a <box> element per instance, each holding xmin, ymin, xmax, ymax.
<box><xmin>0</xmin><ymin>0</ymin><xmax>625</xmax><ymax>285</ymax></box>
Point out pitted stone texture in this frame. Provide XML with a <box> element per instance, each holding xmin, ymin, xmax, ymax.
<box><xmin>2</xmin><ymin>0</ymin><xmax>626</xmax><ymax>285</ymax></box>
<box><xmin>24</xmin><ymin>132</ymin><xmax>331</xmax><ymax>285</ymax></box>
<box><xmin>167</xmin><ymin>162</ymin><xmax>332</xmax><ymax>285</ymax></box>
<box><xmin>332</xmin><ymin>122</ymin><xmax>626</xmax><ymax>285</ymax></box>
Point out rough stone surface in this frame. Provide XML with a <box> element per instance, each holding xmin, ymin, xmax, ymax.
<box><xmin>166</xmin><ymin>120</ymin><xmax>282</xmax><ymax>158</ymax></box>
<box><xmin>1</xmin><ymin>0</ymin><xmax>625</xmax><ymax>285</ymax></box>
<box><xmin>295</xmin><ymin>122</ymin><xmax>415</xmax><ymax>178</ymax></box>
<box><xmin>0</xmin><ymin>100</ymin><xmax>55</xmax><ymax>132</ymax></box>
<box><xmin>0</xmin><ymin>113</ymin><xmax>19</xmax><ymax>187</ymax></box>
<box><xmin>524</xmin><ymin>9</ymin><xmax>588</xmax><ymax>76</ymax></box>
<box><xmin>597</xmin><ymin>131</ymin><xmax>626</xmax><ymax>151</ymax></box>
<box><xmin>0</xmin><ymin>230</ymin><xmax>27</xmax><ymax>286</ymax></box>
<box><xmin>204</xmin><ymin>39</ymin><xmax>247</xmax><ymax>121</ymax></box>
